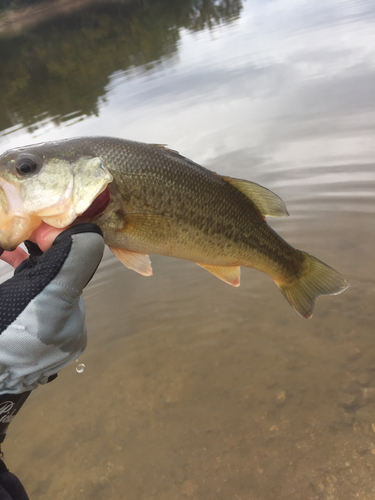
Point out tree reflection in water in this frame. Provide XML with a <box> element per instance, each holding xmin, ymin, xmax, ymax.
<box><xmin>0</xmin><ymin>0</ymin><xmax>243</xmax><ymax>133</ymax></box>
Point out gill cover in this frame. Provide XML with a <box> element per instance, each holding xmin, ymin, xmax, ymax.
<box><xmin>40</xmin><ymin>157</ymin><xmax>113</xmax><ymax>227</ymax></box>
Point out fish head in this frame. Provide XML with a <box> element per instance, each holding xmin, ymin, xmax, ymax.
<box><xmin>0</xmin><ymin>142</ymin><xmax>113</xmax><ymax>250</ymax></box>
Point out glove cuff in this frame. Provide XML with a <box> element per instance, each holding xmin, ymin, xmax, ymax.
<box><xmin>0</xmin><ymin>392</ymin><xmax>31</xmax><ymax>443</ymax></box>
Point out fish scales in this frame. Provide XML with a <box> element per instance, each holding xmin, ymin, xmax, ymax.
<box><xmin>67</xmin><ymin>137</ymin><xmax>298</xmax><ymax>271</ymax></box>
<box><xmin>0</xmin><ymin>136</ymin><xmax>349</xmax><ymax>318</ymax></box>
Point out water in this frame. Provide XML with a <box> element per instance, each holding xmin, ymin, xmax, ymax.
<box><xmin>76</xmin><ymin>363</ymin><xmax>85</xmax><ymax>374</ymax></box>
<box><xmin>0</xmin><ymin>1</ymin><xmax>374</xmax><ymax>498</ymax></box>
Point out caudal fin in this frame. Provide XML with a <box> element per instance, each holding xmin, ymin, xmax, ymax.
<box><xmin>278</xmin><ymin>252</ymin><xmax>349</xmax><ymax>319</ymax></box>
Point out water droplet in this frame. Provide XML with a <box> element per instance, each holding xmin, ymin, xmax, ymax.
<box><xmin>76</xmin><ymin>363</ymin><xmax>85</xmax><ymax>373</ymax></box>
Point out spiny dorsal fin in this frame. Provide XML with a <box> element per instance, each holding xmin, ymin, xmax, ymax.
<box><xmin>195</xmin><ymin>263</ymin><xmax>241</xmax><ymax>287</ymax></box>
<box><xmin>221</xmin><ymin>176</ymin><xmax>289</xmax><ymax>218</ymax></box>
<box><xmin>109</xmin><ymin>246</ymin><xmax>153</xmax><ymax>276</ymax></box>
<box><xmin>149</xmin><ymin>144</ymin><xmax>181</xmax><ymax>157</ymax></box>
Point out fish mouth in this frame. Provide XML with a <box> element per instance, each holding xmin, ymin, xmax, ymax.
<box><xmin>74</xmin><ymin>186</ymin><xmax>111</xmax><ymax>223</ymax></box>
<box><xmin>0</xmin><ymin>184</ymin><xmax>110</xmax><ymax>253</ymax></box>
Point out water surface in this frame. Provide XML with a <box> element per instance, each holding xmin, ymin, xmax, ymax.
<box><xmin>0</xmin><ymin>1</ymin><xmax>374</xmax><ymax>498</ymax></box>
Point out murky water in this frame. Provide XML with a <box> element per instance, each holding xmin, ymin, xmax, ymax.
<box><xmin>0</xmin><ymin>1</ymin><xmax>374</xmax><ymax>498</ymax></box>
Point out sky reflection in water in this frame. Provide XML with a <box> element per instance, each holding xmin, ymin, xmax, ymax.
<box><xmin>1</xmin><ymin>0</ymin><xmax>374</xmax><ymax>173</ymax></box>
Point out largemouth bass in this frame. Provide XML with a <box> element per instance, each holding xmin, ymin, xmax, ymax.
<box><xmin>0</xmin><ymin>137</ymin><xmax>348</xmax><ymax>318</ymax></box>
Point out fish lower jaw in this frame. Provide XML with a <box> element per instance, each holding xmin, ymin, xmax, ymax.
<box><xmin>0</xmin><ymin>214</ymin><xmax>40</xmax><ymax>250</ymax></box>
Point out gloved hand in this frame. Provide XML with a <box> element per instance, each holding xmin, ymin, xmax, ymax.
<box><xmin>0</xmin><ymin>224</ymin><xmax>104</xmax><ymax>441</ymax></box>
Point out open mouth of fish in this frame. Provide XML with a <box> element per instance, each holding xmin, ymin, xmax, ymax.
<box><xmin>0</xmin><ymin>185</ymin><xmax>111</xmax><ymax>254</ymax></box>
<box><xmin>74</xmin><ymin>186</ymin><xmax>111</xmax><ymax>223</ymax></box>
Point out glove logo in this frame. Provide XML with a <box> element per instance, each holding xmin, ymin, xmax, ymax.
<box><xmin>0</xmin><ymin>401</ymin><xmax>16</xmax><ymax>424</ymax></box>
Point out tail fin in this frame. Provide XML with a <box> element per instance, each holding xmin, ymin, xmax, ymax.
<box><xmin>278</xmin><ymin>252</ymin><xmax>349</xmax><ymax>319</ymax></box>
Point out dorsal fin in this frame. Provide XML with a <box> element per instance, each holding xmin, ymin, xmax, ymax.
<box><xmin>149</xmin><ymin>144</ymin><xmax>182</xmax><ymax>158</ymax></box>
<box><xmin>221</xmin><ymin>176</ymin><xmax>289</xmax><ymax>218</ymax></box>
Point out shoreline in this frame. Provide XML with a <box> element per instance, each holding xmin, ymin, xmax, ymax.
<box><xmin>0</xmin><ymin>0</ymin><xmax>134</xmax><ymax>36</ymax></box>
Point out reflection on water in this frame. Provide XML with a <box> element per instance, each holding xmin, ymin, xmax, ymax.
<box><xmin>0</xmin><ymin>0</ymin><xmax>241</xmax><ymax>133</ymax></box>
<box><xmin>0</xmin><ymin>0</ymin><xmax>375</xmax><ymax>499</ymax></box>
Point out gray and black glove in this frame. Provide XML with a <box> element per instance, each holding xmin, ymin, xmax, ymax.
<box><xmin>0</xmin><ymin>224</ymin><xmax>104</xmax><ymax>442</ymax></box>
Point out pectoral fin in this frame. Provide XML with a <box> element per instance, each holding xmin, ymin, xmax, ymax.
<box><xmin>195</xmin><ymin>263</ymin><xmax>241</xmax><ymax>287</ymax></box>
<box><xmin>221</xmin><ymin>176</ymin><xmax>289</xmax><ymax>218</ymax></box>
<box><xmin>109</xmin><ymin>246</ymin><xmax>153</xmax><ymax>276</ymax></box>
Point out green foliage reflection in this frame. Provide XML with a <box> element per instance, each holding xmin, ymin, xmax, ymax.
<box><xmin>0</xmin><ymin>0</ymin><xmax>242</xmax><ymax>133</ymax></box>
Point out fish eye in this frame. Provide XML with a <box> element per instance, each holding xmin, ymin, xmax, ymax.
<box><xmin>16</xmin><ymin>157</ymin><xmax>38</xmax><ymax>175</ymax></box>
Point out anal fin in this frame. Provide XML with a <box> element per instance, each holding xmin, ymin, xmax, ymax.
<box><xmin>109</xmin><ymin>246</ymin><xmax>153</xmax><ymax>276</ymax></box>
<box><xmin>195</xmin><ymin>263</ymin><xmax>241</xmax><ymax>287</ymax></box>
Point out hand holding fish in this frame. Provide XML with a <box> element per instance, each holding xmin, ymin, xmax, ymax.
<box><xmin>0</xmin><ymin>224</ymin><xmax>104</xmax><ymax>444</ymax></box>
<box><xmin>0</xmin><ymin>222</ymin><xmax>64</xmax><ymax>268</ymax></box>
<box><xmin>0</xmin><ymin>223</ymin><xmax>104</xmax><ymax>499</ymax></box>
<box><xmin>0</xmin><ymin>137</ymin><xmax>349</xmax><ymax>318</ymax></box>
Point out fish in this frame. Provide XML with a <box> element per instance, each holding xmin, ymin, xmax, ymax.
<box><xmin>0</xmin><ymin>136</ymin><xmax>349</xmax><ymax>318</ymax></box>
